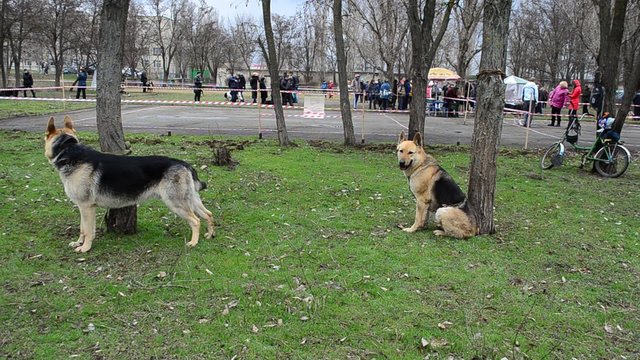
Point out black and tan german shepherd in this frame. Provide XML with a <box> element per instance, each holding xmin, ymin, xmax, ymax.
<box><xmin>45</xmin><ymin>116</ymin><xmax>215</xmax><ymax>252</ymax></box>
<box><xmin>397</xmin><ymin>131</ymin><xmax>477</xmax><ymax>238</ymax></box>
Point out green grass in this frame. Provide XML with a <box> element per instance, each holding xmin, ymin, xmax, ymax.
<box><xmin>0</xmin><ymin>130</ymin><xmax>639</xmax><ymax>359</ymax></box>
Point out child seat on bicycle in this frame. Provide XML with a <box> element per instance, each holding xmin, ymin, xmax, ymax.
<box><xmin>597</xmin><ymin>112</ymin><xmax>620</xmax><ymax>142</ymax></box>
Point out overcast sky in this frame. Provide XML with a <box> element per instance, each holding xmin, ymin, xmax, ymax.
<box><xmin>205</xmin><ymin>0</ymin><xmax>300</xmax><ymax>21</ymax></box>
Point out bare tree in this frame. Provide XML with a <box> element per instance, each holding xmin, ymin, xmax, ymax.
<box><xmin>290</xmin><ymin>3</ymin><xmax>323</xmax><ymax>83</ymax></box>
<box><xmin>333</xmin><ymin>0</ymin><xmax>356</xmax><ymax>146</ymax></box>
<box><xmin>592</xmin><ymin>0</ymin><xmax>629</xmax><ymax>114</ymax></box>
<box><xmin>232</xmin><ymin>14</ymin><xmax>258</xmax><ymax>72</ymax></box>
<box><xmin>0</xmin><ymin>0</ymin><xmax>8</xmax><ymax>87</ymax></box>
<box><xmin>258</xmin><ymin>0</ymin><xmax>289</xmax><ymax>146</ymax></box>
<box><xmin>467</xmin><ymin>0</ymin><xmax>512</xmax><ymax>235</ymax></box>
<box><xmin>347</xmin><ymin>0</ymin><xmax>409</xmax><ymax>81</ymax></box>
<box><xmin>123</xmin><ymin>0</ymin><xmax>153</xmax><ymax>74</ymax></box>
<box><xmin>5</xmin><ymin>0</ymin><xmax>40</xmax><ymax>86</ymax></box>
<box><xmin>451</xmin><ymin>0</ymin><xmax>483</xmax><ymax>79</ymax></box>
<box><xmin>270</xmin><ymin>14</ymin><xmax>296</xmax><ymax>71</ymax></box>
<box><xmin>148</xmin><ymin>0</ymin><xmax>187</xmax><ymax>82</ymax></box>
<box><xmin>40</xmin><ymin>0</ymin><xmax>80</xmax><ymax>86</ymax></box>
<box><xmin>406</xmin><ymin>0</ymin><xmax>455</xmax><ymax>140</ymax></box>
<box><xmin>611</xmin><ymin>2</ymin><xmax>640</xmax><ymax>133</ymax></box>
<box><xmin>97</xmin><ymin>0</ymin><xmax>134</xmax><ymax>233</ymax></box>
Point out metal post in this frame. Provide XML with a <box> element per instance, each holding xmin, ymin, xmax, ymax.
<box><xmin>361</xmin><ymin>102</ymin><xmax>365</xmax><ymax>144</ymax></box>
<box><xmin>258</xmin><ymin>103</ymin><xmax>263</xmax><ymax>139</ymax></box>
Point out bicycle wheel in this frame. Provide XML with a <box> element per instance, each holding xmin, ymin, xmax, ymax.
<box><xmin>594</xmin><ymin>143</ymin><xmax>630</xmax><ymax>178</ymax></box>
<box><xmin>541</xmin><ymin>142</ymin><xmax>563</xmax><ymax>169</ymax></box>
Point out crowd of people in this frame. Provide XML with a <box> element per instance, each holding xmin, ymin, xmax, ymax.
<box><xmin>11</xmin><ymin>66</ymin><xmax>640</xmax><ymax>122</ymax></box>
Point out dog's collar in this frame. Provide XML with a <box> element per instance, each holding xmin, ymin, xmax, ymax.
<box><xmin>406</xmin><ymin>159</ymin><xmax>438</xmax><ymax>180</ymax></box>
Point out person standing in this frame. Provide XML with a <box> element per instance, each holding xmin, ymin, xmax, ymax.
<box><xmin>379</xmin><ymin>79</ymin><xmax>391</xmax><ymax>110</ymax></box>
<box><xmin>537</xmin><ymin>86</ymin><xmax>548</xmax><ymax>114</ymax></box>
<box><xmin>259</xmin><ymin>76</ymin><xmax>268</xmax><ymax>104</ymax></box>
<box><xmin>405</xmin><ymin>79</ymin><xmax>412</xmax><ymax>110</ymax></box>
<box><xmin>397</xmin><ymin>78</ymin><xmax>407</xmax><ymax>110</ymax></box>
<box><xmin>22</xmin><ymin>69</ymin><xmax>36</xmax><ymax>97</ymax></box>
<box><xmin>72</xmin><ymin>67</ymin><xmax>88</xmax><ymax>99</ymax></box>
<box><xmin>351</xmin><ymin>74</ymin><xmax>363</xmax><ymax>109</ymax></box>
<box><xmin>581</xmin><ymin>84</ymin><xmax>591</xmax><ymax>114</ymax></box>
<box><xmin>632</xmin><ymin>88</ymin><xmax>640</xmax><ymax>119</ymax></box>
<box><xmin>228</xmin><ymin>72</ymin><xmax>239</xmax><ymax>102</ymax></box>
<box><xmin>140</xmin><ymin>71</ymin><xmax>148</xmax><ymax>93</ymax></box>
<box><xmin>250</xmin><ymin>73</ymin><xmax>259</xmax><ymax>103</ymax></box>
<box><xmin>291</xmin><ymin>73</ymin><xmax>300</xmax><ymax>104</ymax></box>
<box><xmin>366</xmin><ymin>79</ymin><xmax>379</xmax><ymax>110</ymax></box>
<box><xmin>193</xmin><ymin>71</ymin><xmax>203</xmax><ymax>101</ymax></box>
<box><xmin>238</xmin><ymin>73</ymin><xmax>246</xmax><ymax>102</ymax></box>
<box><xmin>548</xmin><ymin>81</ymin><xmax>569</xmax><ymax>127</ymax></box>
<box><xmin>590</xmin><ymin>80</ymin><xmax>605</xmax><ymax>118</ymax></box>
<box><xmin>521</xmin><ymin>78</ymin><xmax>538</xmax><ymax>127</ymax></box>
<box><xmin>567</xmin><ymin>79</ymin><xmax>582</xmax><ymax>127</ymax></box>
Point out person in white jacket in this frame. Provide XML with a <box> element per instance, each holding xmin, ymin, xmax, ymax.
<box><xmin>521</xmin><ymin>78</ymin><xmax>539</xmax><ymax>127</ymax></box>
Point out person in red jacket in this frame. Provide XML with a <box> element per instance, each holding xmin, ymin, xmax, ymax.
<box><xmin>568</xmin><ymin>79</ymin><xmax>582</xmax><ymax>128</ymax></box>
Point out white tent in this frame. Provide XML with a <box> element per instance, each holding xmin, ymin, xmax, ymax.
<box><xmin>503</xmin><ymin>75</ymin><xmax>527</xmax><ymax>104</ymax></box>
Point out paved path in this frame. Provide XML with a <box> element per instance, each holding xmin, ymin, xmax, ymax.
<box><xmin>1</xmin><ymin>105</ymin><xmax>639</xmax><ymax>150</ymax></box>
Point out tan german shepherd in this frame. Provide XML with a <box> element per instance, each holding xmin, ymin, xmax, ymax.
<box><xmin>45</xmin><ymin>116</ymin><xmax>215</xmax><ymax>252</ymax></box>
<box><xmin>397</xmin><ymin>131</ymin><xmax>477</xmax><ymax>238</ymax></box>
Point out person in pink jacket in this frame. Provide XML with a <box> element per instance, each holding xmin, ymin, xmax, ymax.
<box><xmin>567</xmin><ymin>79</ymin><xmax>582</xmax><ymax>127</ymax></box>
<box><xmin>548</xmin><ymin>81</ymin><xmax>569</xmax><ymax>127</ymax></box>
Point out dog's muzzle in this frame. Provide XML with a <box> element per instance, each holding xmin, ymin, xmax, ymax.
<box><xmin>398</xmin><ymin>160</ymin><xmax>412</xmax><ymax>170</ymax></box>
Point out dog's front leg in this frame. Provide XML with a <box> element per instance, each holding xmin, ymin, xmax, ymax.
<box><xmin>403</xmin><ymin>201</ymin><xmax>428</xmax><ymax>233</ymax></box>
<box><xmin>69</xmin><ymin>209</ymin><xmax>86</xmax><ymax>248</ymax></box>
<box><xmin>74</xmin><ymin>206</ymin><xmax>96</xmax><ymax>253</ymax></box>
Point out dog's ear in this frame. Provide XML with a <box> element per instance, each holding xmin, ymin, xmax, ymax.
<box><xmin>398</xmin><ymin>131</ymin><xmax>406</xmax><ymax>144</ymax></box>
<box><xmin>46</xmin><ymin>117</ymin><xmax>56</xmax><ymax>136</ymax></box>
<box><xmin>413</xmin><ymin>132</ymin><xmax>423</xmax><ymax>148</ymax></box>
<box><xmin>63</xmin><ymin>115</ymin><xmax>75</xmax><ymax>132</ymax></box>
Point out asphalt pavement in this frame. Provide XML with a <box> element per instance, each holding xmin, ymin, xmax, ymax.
<box><xmin>1</xmin><ymin>104</ymin><xmax>639</xmax><ymax>151</ymax></box>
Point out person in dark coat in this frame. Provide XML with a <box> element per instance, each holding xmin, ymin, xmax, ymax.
<box><xmin>580</xmin><ymin>85</ymin><xmax>591</xmax><ymax>114</ymax></box>
<box><xmin>193</xmin><ymin>72</ymin><xmax>203</xmax><ymax>101</ymax></box>
<box><xmin>633</xmin><ymin>89</ymin><xmax>640</xmax><ymax>118</ymax></box>
<box><xmin>250</xmin><ymin>73</ymin><xmax>259</xmax><ymax>103</ymax></box>
<box><xmin>238</xmin><ymin>73</ymin><xmax>246</xmax><ymax>102</ymax></box>
<box><xmin>71</xmin><ymin>67</ymin><xmax>88</xmax><ymax>99</ymax></box>
<box><xmin>140</xmin><ymin>71</ymin><xmax>148</xmax><ymax>93</ymax></box>
<box><xmin>22</xmin><ymin>69</ymin><xmax>36</xmax><ymax>97</ymax></box>
<box><xmin>259</xmin><ymin>76</ymin><xmax>268</xmax><ymax>104</ymax></box>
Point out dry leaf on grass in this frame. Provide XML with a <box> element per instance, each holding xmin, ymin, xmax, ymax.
<box><xmin>438</xmin><ymin>321</ymin><xmax>453</xmax><ymax>330</ymax></box>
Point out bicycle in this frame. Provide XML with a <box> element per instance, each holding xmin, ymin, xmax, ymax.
<box><xmin>540</xmin><ymin>113</ymin><xmax>631</xmax><ymax>178</ymax></box>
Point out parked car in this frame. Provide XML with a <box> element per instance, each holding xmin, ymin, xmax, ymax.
<box><xmin>63</xmin><ymin>67</ymin><xmax>77</xmax><ymax>74</ymax></box>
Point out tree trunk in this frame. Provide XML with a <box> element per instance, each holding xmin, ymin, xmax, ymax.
<box><xmin>594</xmin><ymin>0</ymin><xmax>629</xmax><ymax>115</ymax></box>
<box><xmin>96</xmin><ymin>0</ymin><xmax>135</xmax><ymax>234</ymax></box>
<box><xmin>467</xmin><ymin>0</ymin><xmax>512</xmax><ymax>235</ymax></box>
<box><xmin>333</xmin><ymin>0</ymin><xmax>356</xmax><ymax>146</ymax></box>
<box><xmin>406</xmin><ymin>0</ymin><xmax>455</xmax><ymax>140</ymax></box>
<box><xmin>261</xmin><ymin>0</ymin><xmax>289</xmax><ymax>147</ymax></box>
<box><xmin>0</xmin><ymin>0</ymin><xmax>6</xmax><ymax>88</ymax></box>
<box><xmin>612</xmin><ymin>42</ymin><xmax>640</xmax><ymax>134</ymax></box>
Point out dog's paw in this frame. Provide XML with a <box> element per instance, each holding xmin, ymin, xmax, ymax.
<box><xmin>205</xmin><ymin>230</ymin><xmax>215</xmax><ymax>239</ymax></box>
<box><xmin>69</xmin><ymin>240</ymin><xmax>83</xmax><ymax>247</ymax></box>
<box><xmin>433</xmin><ymin>230</ymin><xmax>446</xmax><ymax>236</ymax></box>
<box><xmin>74</xmin><ymin>245</ymin><xmax>91</xmax><ymax>253</ymax></box>
<box><xmin>186</xmin><ymin>240</ymin><xmax>198</xmax><ymax>247</ymax></box>
<box><xmin>402</xmin><ymin>227</ymin><xmax>417</xmax><ymax>233</ymax></box>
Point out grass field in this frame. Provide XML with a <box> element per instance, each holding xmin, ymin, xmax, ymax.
<box><xmin>0</xmin><ymin>129</ymin><xmax>638</xmax><ymax>359</ymax></box>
